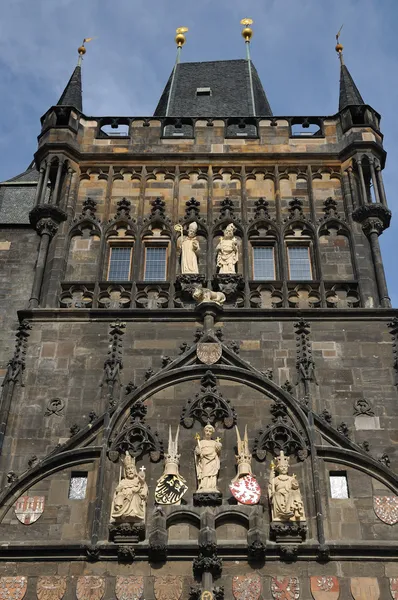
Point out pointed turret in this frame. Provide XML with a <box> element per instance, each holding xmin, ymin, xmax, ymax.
<box><xmin>336</xmin><ymin>31</ymin><xmax>365</xmax><ymax>112</ymax></box>
<box><xmin>56</xmin><ymin>39</ymin><xmax>93</xmax><ymax>112</ymax></box>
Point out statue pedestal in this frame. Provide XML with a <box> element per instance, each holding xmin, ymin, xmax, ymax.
<box><xmin>193</xmin><ymin>492</ymin><xmax>222</xmax><ymax>507</ymax></box>
<box><xmin>269</xmin><ymin>521</ymin><xmax>307</xmax><ymax>543</ymax></box>
<box><xmin>109</xmin><ymin>521</ymin><xmax>146</xmax><ymax>543</ymax></box>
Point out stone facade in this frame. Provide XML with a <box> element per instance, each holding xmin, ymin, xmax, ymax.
<box><xmin>0</xmin><ymin>53</ymin><xmax>397</xmax><ymax>600</ymax></box>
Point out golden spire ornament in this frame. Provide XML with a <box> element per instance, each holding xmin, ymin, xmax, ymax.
<box><xmin>335</xmin><ymin>25</ymin><xmax>344</xmax><ymax>66</ymax></box>
<box><xmin>240</xmin><ymin>18</ymin><xmax>253</xmax><ymax>43</ymax></box>
<box><xmin>77</xmin><ymin>37</ymin><xmax>94</xmax><ymax>66</ymax></box>
<box><xmin>175</xmin><ymin>27</ymin><xmax>189</xmax><ymax>63</ymax></box>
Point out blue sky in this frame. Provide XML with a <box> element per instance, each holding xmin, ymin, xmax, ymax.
<box><xmin>0</xmin><ymin>0</ymin><xmax>397</xmax><ymax>304</ymax></box>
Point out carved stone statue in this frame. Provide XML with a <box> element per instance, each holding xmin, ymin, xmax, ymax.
<box><xmin>155</xmin><ymin>426</ymin><xmax>188</xmax><ymax>505</ymax></box>
<box><xmin>194</xmin><ymin>424</ymin><xmax>222</xmax><ymax>493</ymax></box>
<box><xmin>231</xmin><ymin>425</ymin><xmax>252</xmax><ymax>483</ymax></box>
<box><xmin>216</xmin><ymin>223</ymin><xmax>238</xmax><ymax>274</ymax></box>
<box><xmin>110</xmin><ymin>452</ymin><xmax>148</xmax><ymax>523</ymax></box>
<box><xmin>192</xmin><ymin>285</ymin><xmax>226</xmax><ymax>306</ymax></box>
<box><xmin>176</xmin><ymin>222</ymin><xmax>200</xmax><ymax>274</ymax></box>
<box><xmin>268</xmin><ymin>451</ymin><xmax>305</xmax><ymax>521</ymax></box>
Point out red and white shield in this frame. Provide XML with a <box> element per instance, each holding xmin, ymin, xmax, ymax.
<box><xmin>14</xmin><ymin>496</ymin><xmax>45</xmax><ymax>525</ymax></box>
<box><xmin>115</xmin><ymin>576</ymin><xmax>144</xmax><ymax>600</ymax></box>
<box><xmin>230</xmin><ymin>475</ymin><xmax>261</xmax><ymax>505</ymax></box>
<box><xmin>232</xmin><ymin>574</ymin><xmax>261</xmax><ymax>600</ymax></box>
<box><xmin>373</xmin><ymin>496</ymin><xmax>398</xmax><ymax>525</ymax></box>
<box><xmin>310</xmin><ymin>577</ymin><xmax>339</xmax><ymax>599</ymax></box>
<box><xmin>390</xmin><ymin>578</ymin><xmax>398</xmax><ymax>600</ymax></box>
<box><xmin>0</xmin><ymin>577</ymin><xmax>27</xmax><ymax>600</ymax></box>
<box><xmin>271</xmin><ymin>577</ymin><xmax>300</xmax><ymax>600</ymax></box>
<box><xmin>350</xmin><ymin>578</ymin><xmax>380</xmax><ymax>600</ymax></box>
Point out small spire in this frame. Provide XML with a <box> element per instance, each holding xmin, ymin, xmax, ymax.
<box><xmin>335</xmin><ymin>27</ymin><xmax>365</xmax><ymax>111</ymax></box>
<box><xmin>175</xmin><ymin>27</ymin><xmax>188</xmax><ymax>64</ymax></box>
<box><xmin>77</xmin><ymin>37</ymin><xmax>94</xmax><ymax>67</ymax></box>
<box><xmin>57</xmin><ymin>38</ymin><xmax>93</xmax><ymax>112</ymax></box>
<box><xmin>335</xmin><ymin>25</ymin><xmax>344</xmax><ymax>66</ymax></box>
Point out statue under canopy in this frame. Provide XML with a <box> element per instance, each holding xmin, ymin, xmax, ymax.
<box><xmin>176</xmin><ymin>221</ymin><xmax>200</xmax><ymax>274</ymax></box>
<box><xmin>194</xmin><ymin>424</ymin><xmax>222</xmax><ymax>493</ymax></box>
<box><xmin>110</xmin><ymin>452</ymin><xmax>148</xmax><ymax>523</ymax></box>
<box><xmin>268</xmin><ymin>451</ymin><xmax>305</xmax><ymax>521</ymax></box>
<box><xmin>216</xmin><ymin>223</ymin><xmax>238</xmax><ymax>274</ymax></box>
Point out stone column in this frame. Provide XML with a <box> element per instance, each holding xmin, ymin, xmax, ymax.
<box><xmin>376</xmin><ymin>164</ymin><xmax>388</xmax><ymax>207</ymax></box>
<box><xmin>40</xmin><ymin>160</ymin><xmax>51</xmax><ymax>204</ymax></box>
<box><xmin>357</xmin><ymin>158</ymin><xmax>368</xmax><ymax>206</ymax></box>
<box><xmin>353</xmin><ymin>204</ymin><xmax>392</xmax><ymax>308</ymax></box>
<box><xmin>28</xmin><ymin>205</ymin><xmax>67</xmax><ymax>308</ymax></box>
<box><xmin>369</xmin><ymin>158</ymin><xmax>381</xmax><ymax>204</ymax></box>
<box><xmin>34</xmin><ymin>166</ymin><xmax>45</xmax><ymax>206</ymax></box>
<box><xmin>52</xmin><ymin>158</ymin><xmax>64</xmax><ymax>205</ymax></box>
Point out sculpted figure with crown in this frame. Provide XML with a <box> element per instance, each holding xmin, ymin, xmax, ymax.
<box><xmin>268</xmin><ymin>451</ymin><xmax>305</xmax><ymax>521</ymax></box>
<box><xmin>177</xmin><ymin>221</ymin><xmax>200</xmax><ymax>274</ymax></box>
<box><xmin>216</xmin><ymin>223</ymin><xmax>238</xmax><ymax>274</ymax></box>
<box><xmin>110</xmin><ymin>452</ymin><xmax>148</xmax><ymax>522</ymax></box>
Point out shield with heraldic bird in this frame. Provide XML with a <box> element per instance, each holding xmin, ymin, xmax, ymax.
<box><xmin>230</xmin><ymin>474</ymin><xmax>261</xmax><ymax>505</ymax></box>
<box><xmin>115</xmin><ymin>576</ymin><xmax>144</xmax><ymax>600</ymax></box>
<box><xmin>310</xmin><ymin>576</ymin><xmax>339</xmax><ymax>600</ymax></box>
<box><xmin>390</xmin><ymin>578</ymin><xmax>398</xmax><ymax>600</ymax></box>
<box><xmin>76</xmin><ymin>576</ymin><xmax>105</xmax><ymax>600</ymax></box>
<box><xmin>0</xmin><ymin>577</ymin><xmax>27</xmax><ymax>600</ymax></box>
<box><xmin>154</xmin><ymin>576</ymin><xmax>182</xmax><ymax>600</ymax></box>
<box><xmin>232</xmin><ymin>574</ymin><xmax>261</xmax><ymax>600</ymax></box>
<box><xmin>271</xmin><ymin>577</ymin><xmax>300</xmax><ymax>600</ymax></box>
<box><xmin>197</xmin><ymin>342</ymin><xmax>222</xmax><ymax>365</ymax></box>
<box><xmin>350</xmin><ymin>578</ymin><xmax>380</xmax><ymax>600</ymax></box>
<box><xmin>14</xmin><ymin>496</ymin><xmax>45</xmax><ymax>525</ymax></box>
<box><xmin>37</xmin><ymin>577</ymin><xmax>67</xmax><ymax>600</ymax></box>
<box><xmin>373</xmin><ymin>496</ymin><xmax>398</xmax><ymax>525</ymax></box>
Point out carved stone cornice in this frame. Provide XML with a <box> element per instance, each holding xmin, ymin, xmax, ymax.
<box><xmin>29</xmin><ymin>204</ymin><xmax>67</xmax><ymax>236</ymax></box>
<box><xmin>352</xmin><ymin>203</ymin><xmax>391</xmax><ymax>235</ymax></box>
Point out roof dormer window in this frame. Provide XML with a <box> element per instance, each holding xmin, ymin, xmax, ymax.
<box><xmin>196</xmin><ymin>87</ymin><xmax>212</xmax><ymax>97</ymax></box>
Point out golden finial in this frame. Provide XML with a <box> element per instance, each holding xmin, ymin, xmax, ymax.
<box><xmin>335</xmin><ymin>25</ymin><xmax>344</xmax><ymax>65</ymax></box>
<box><xmin>240</xmin><ymin>18</ymin><xmax>253</xmax><ymax>42</ymax></box>
<box><xmin>175</xmin><ymin>27</ymin><xmax>189</xmax><ymax>48</ymax></box>
<box><xmin>270</xmin><ymin>460</ymin><xmax>275</xmax><ymax>470</ymax></box>
<box><xmin>77</xmin><ymin>38</ymin><xmax>94</xmax><ymax>66</ymax></box>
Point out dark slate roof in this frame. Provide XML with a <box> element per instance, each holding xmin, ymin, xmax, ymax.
<box><xmin>339</xmin><ymin>64</ymin><xmax>365</xmax><ymax>111</ymax></box>
<box><xmin>154</xmin><ymin>59</ymin><xmax>272</xmax><ymax>117</ymax></box>
<box><xmin>0</xmin><ymin>166</ymin><xmax>39</xmax><ymax>225</ymax></box>
<box><xmin>57</xmin><ymin>64</ymin><xmax>82</xmax><ymax>111</ymax></box>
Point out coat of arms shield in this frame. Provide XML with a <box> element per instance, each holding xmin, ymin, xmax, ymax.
<box><xmin>37</xmin><ymin>577</ymin><xmax>67</xmax><ymax>600</ymax></box>
<box><xmin>155</xmin><ymin>474</ymin><xmax>188</xmax><ymax>505</ymax></box>
<box><xmin>232</xmin><ymin>574</ymin><xmax>261</xmax><ymax>600</ymax></box>
<box><xmin>373</xmin><ymin>496</ymin><xmax>398</xmax><ymax>525</ymax></box>
<box><xmin>14</xmin><ymin>496</ymin><xmax>45</xmax><ymax>525</ymax></box>
<box><xmin>115</xmin><ymin>576</ymin><xmax>144</xmax><ymax>600</ymax></box>
<box><xmin>197</xmin><ymin>343</ymin><xmax>222</xmax><ymax>365</ymax></box>
<box><xmin>310</xmin><ymin>577</ymin><xmax>339</xmax><ymax>599</ymax></box>
<box><xmin>271</xmin><ymin>577</ymin><xmax>300</xmax><ymax>600</ymax></box>
<box><xmin>350</xmin><ymin>578</ymin><xmax>380</xmax><ymax>600</ymax></box>
<box><xmin>76</xmin><ymin>576</ymin><xmax>105</xmax><ymax>600</ymax></box>
<box><xmin>230</xmin><ymin>475</ymin><xmax>261</xmax><ymax>505</ymax></box>
<box><xmin>0</xmin><ymin>577</ymin><xmax>27</xmax><ymax>600</ymax></box>
<box><xmin>390</xmin><ymin>578</ymin><xmax>398</xmax><ymax>600</ymax></box>
<box><xmin>154</xmin><ymin>576</ymin><xmax>182</xmax><ymax>600</ymax></box>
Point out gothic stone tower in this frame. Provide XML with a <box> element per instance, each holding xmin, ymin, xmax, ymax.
<box><xmin>0</xmin><ymin>26</ymin><xmax>397</xmax><ymax>600</ymax></box>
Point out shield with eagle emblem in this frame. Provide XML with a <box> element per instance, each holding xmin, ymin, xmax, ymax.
<box><xmin>115</xmin><ymin>576</ymin><xmax>144</xmax><ymax>600</ymax></box>
<box><xmin>76</xmin><ymin>577</ymin><xmax>105</xmax><ymax>600</ymax></box>
<box><xmin>37</xmin><ymin>577</ymin><xmax>67</xmax><ymax>600</ymax></box>
<box><xmin>230</xmin><ymin>474</ymin><xmax>261</xmax><ymax>505</ymax></box>
<box><xmin>154</xmin><ymin>576</ymin><xmax>182</xmax><ymax>600</ymax></box>
<box><xmin>155</xmin><ymin>474</ymin><xmax>188</xmax><ymax>505</ymax></box>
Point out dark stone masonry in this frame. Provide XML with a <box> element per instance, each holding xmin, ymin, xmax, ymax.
<box><xmin>0</xmin><ymin>31</ymin><xmax>396</xmax><ymax>600</ymax></box>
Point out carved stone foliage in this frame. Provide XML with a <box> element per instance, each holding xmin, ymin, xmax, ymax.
<box><xmin>115</xmin><ymin>198</ymin><xmax>132</xmax><ymax>220</ymax></box>
<box><xmin>79</xmin><ymin>197</ymin><xmax>98</xmax><ymax>220</ymax></box>
<box><xmin>192</xmin><ymin>553</ymin><xmax>222</xmax><ymax>577</ymax></box>
<box><xmin>373</xmin><ymin>496</ymin><xmax>398</xmax><ymax>525</ymax></box>
<box><xmin>286</xmin><ymin>197</ymin><xmax>305</xmax><ymax>221</ymax></box>
<box><xmin>232</xmin><ymin>575</ymin><xmax>261</xmax><ymax>600</ymax></box>
<box><xmin>175</xmin><ymin>274</ymin><xmax>206</xmax><ymax>297</ymax></box>
<box><xmin>250</xmin><ymin>284</ymin><xmax>283</xmax><ymax>309</ymax></box>
<box><xmin>44</xmin><ymin>398</ymin><xmax>65</xmax><ymax>417</ymax></box>
<box><xmin>253</xmin><ymin>399</ymin><xmax>309</xmax><ymax>461</ymax></box>
<box><xmin>76</xmin><ymin>577</ymin><xmax>105</xmax><ymax>600</ymax></box>
<box><xmin>388</xmin><ymin>317</ymin><xmax>398</xmax><ymax>386</ymax></box>
<box><xmin>59</xmin><ymin>284</ymin><xmax>94</xmax><ymax>308</ymax></box>
<box><xmin>310</xmin><ymin>576</ymin><xmax>339</xmax><ymax>599</ymax></box>
<box><xmin>115</xmin><ymin>576</ymin><xmax>144</xmax><ymax>600</ymax></box>
<box><xmin>322</xmin><ymin>197</ymin><xmax>340</xmax><ymax>220</ymax></box>
<box><xmin>154</xmin><ymin>576</ymin><xmax>182</xmax><ymax>600</ymax></box>
<box><xmin>213</xmin><ymin>274</ymin><xmax>244</xmax><ymax>300</ymax></box>
<box><xmin>185</xmin><ymin>197</ymin><xmax>201</xmax><ymax>218</ymax></box>
<box><xmin>2</xmin><ymin>320</ymin><xmax>31</xmax><ymax>387</ymax></box>
<box><xmin>98</xmin><ymin>285</ymin><xmax>131</xmax><ymax>309</ymax></box>
<box><xmin>270</xmin><ymin>521</ymin><xmax>307</xmax><ymax>543</ymax></box>
<box><xmin>352</xmin><ymin>203</ymin><xmax>391</xmax><ymax>235</ymax></box>
<box><xmin>353</xmin><ymin>398</ymin><xmax>374</xmax><ymax>416</ymax></box>
<box><xmin>136</xmin><ymin>285</ymin><xmax>169</xmax><ymax>309</ymax></box>
<box><xmin>109</xmin><ymin>401</ymin><xmax>163</xmax><ymax>462</ymax></box>
<box><xmin>271</xmin><ymin>577</ymin><xmax>300</xmax><ymax>600</ymax></box>
<box><xmin>101</xmin><ymin>321</ymin><xmax>125</xmax><ymax>407</ymax></box>
<box><xmin>294</xmin><ymin>319</ymin><xmax>317</xmax><ymax>392</ymax></box>
<box><xmin>180</xmin><ymin>370</ymin><xmax>237</xmax><ymax>428</ymax></box>
<box><xmin>29</xmin><ymin>204</ymin><xmax>67</xmax><ymax>236</ymax></box>
<box><xmin>0</xmin><ymin>577</ymin><xmax>27</xmax><ymax>600</ymax></box>
<box><xmin>288</xmin><ymin>284</ymin><xmax>321</xmax><ymax>309</ymax></box>
<box><xmin>253</xmin><ymin>197</ymin><xmax>270</xmax><ymax>220</ymax></box>
<box><xmin>219</xmin><ymin>197</ymin><xmax>235</xmax><ymax>220</ymax></box>
<box><xmin>37</xmin><ymin>576</ymin><xmax>67</xmax><ymax>600</ymax></box>
<box><xmin>325</xmin><ymin>283</ymin><xmax>360</xmax><ymax>308</ymax></box>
